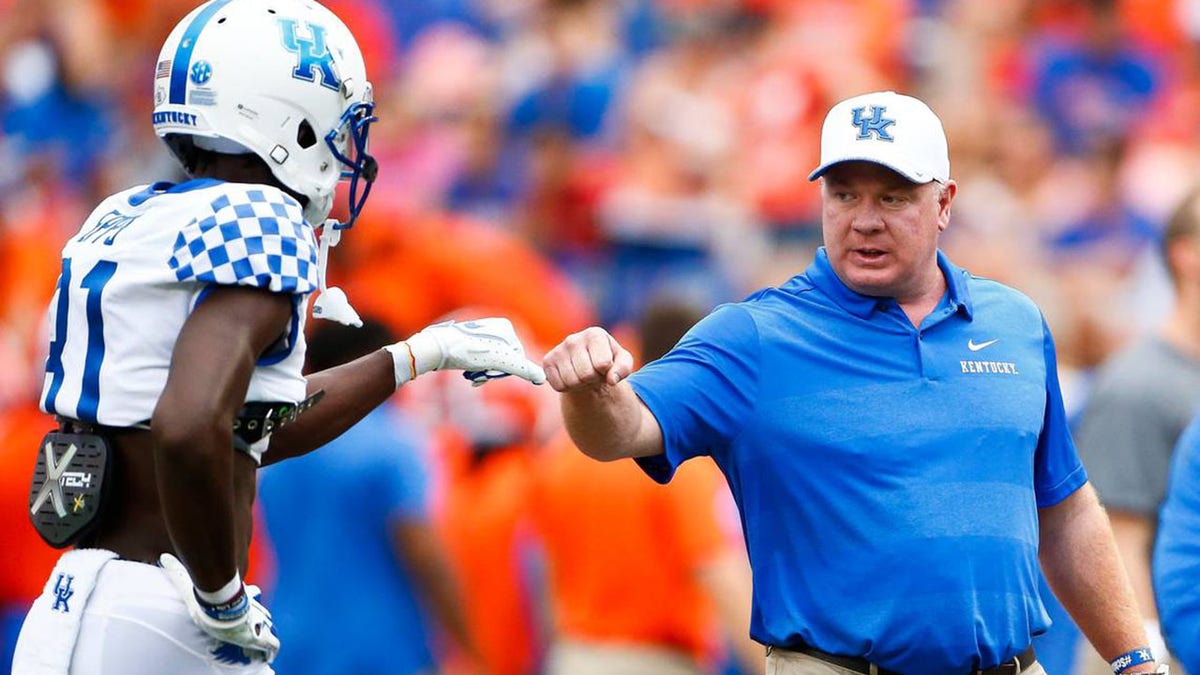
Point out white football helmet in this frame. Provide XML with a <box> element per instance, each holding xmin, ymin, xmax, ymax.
<box><xmin>152</xmin><ymin>0</ymin><xmax>377</xmax><ymax>227</ymax></box>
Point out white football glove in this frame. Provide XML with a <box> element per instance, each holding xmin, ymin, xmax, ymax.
<box><xmin>386</xmin><ymin>317</ymin><xmax>547</xmax><ymax>387</ymax></box>
<box><xmin>159</xmin><ymin>554</ymin><xmax>280</xmax><ymax>664</ymax></box>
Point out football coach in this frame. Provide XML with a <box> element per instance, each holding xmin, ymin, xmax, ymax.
<box><xmin>541</xmin><ymin>91</ymin><xmax>1165</xmax><ymax>675</ymax></box>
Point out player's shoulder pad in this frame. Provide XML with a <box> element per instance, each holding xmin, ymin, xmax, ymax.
<box><xmin>168</xmin><ymin>183</ymin><xmax>318</xmax><ymax>294</ymax></box>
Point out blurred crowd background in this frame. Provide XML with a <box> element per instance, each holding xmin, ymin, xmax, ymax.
<box><xmin>2</xmin><ymin>0</ymin><xmax>1199</xmax><ymax>673</ymax></box>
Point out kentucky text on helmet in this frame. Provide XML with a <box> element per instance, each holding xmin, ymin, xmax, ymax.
<box><xmin>152</xmin><ymin>111</ymin><xmax>198</xmax><ymax>127</ymax></box>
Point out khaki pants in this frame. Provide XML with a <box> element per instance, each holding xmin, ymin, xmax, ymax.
<box><xmin>765</xmin><ymin>647</ymin><xmax>1049</xmax><ymax>675</ymax></box>
<box><xmin>544</xmin><ymin>639</ymin><xmax>705</xmax><ymax>675</ymax></box>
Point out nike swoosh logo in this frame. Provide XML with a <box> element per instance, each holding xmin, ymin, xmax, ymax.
<box><xmin>968</xmin><ymin>338</ymin><xmax>999</xmax><ymax>352</ymax></box>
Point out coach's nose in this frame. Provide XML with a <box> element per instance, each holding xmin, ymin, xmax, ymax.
<box><xmin>849</xmin><ymin>201</ymin><xmax>886</xmax><ymax>234</ymax></box>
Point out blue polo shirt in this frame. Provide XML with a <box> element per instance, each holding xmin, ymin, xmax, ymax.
<box><xmin>1153</xmin><ymin>417</ymin><xmax>1200</xmax><ymax>673</ymax></box>
<box><xmin>630</xmin><ymin>248</ymin><xmax>1087</xmax><ymax>674</ymax></box>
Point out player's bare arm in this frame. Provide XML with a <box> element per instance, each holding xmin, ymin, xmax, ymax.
<box><xmin>265</xmin><ymin>317</ymin><xmax>547</xmax><ymax>464</ymax></box>
<box><xmin>152</xmin><ymin>285</ymin><xmax>292</xmax><ymax>590</ymax></box>
<box><xmin>1039</xmin><ymin>483</ymin><xmax>1160</xmax><ymax>674</ymax></box>
<box><xmin>261</xmin><ymin>348</ymin><xmax>393</xmax><ymax>465</ymax></box>
<box><xmin>544</xmin><ymin>326</ymin><xmax>663</xmax><ymax>461</ymax></box>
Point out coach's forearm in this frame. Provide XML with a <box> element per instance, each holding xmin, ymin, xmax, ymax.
<box><xmin>561</xmin><ymin>381</ymin><xmax>663</xmax><ymax>461</ymax></box>
<box><xmin>1108</xmin><ymin>510</ymin><xmax>1158</xmax><ymax>621</ymax></box>
<box><xmin>1040</xmin><ymin>484</ymin><xmax>1156</xmax><ymax>671</ymax></box>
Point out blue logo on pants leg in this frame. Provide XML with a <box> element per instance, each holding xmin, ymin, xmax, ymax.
<box><xmin>212</xmin><ymin>643</ymin><xmax>253</xmax><ymax>665</ymax></box>
<box><xmin>52</xmin><ymin>574</ymin><xmax>74</xmax><ymax>613</ymax></box>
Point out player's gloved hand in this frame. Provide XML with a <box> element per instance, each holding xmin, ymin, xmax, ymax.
<box><xmin>159</xmin><ymin>554</ymin><xmax>280</xmax><ymax>663</ymax></box>
<box><xmin>385</xmin><ymin>318</ymin><xmax>547</xmax><ymax>387</ymax></box>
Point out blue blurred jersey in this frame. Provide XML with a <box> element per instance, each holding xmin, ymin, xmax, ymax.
<box><xmin>259</xmin><ymin>404</ymin><xmax>436</xmax><ymax>675</ymax></box>
<box><xmin>630</xmin><ymin>248</ymin><xmax>1087</xmax><ymax>674</ymax></box>
<box><xmin>1154</xmin><ymin>417</ymin><xmax>1200</xmax><ymax>672</ymax></box>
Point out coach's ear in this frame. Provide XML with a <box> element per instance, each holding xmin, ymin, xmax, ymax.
<box><xmin>936</xmin><ymin>180</ymin><xmax>957</xmax><ymax>232</ymax></box>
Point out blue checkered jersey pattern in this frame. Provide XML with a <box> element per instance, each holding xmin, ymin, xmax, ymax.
<box><xmin>169</xmin><ymin>187</ymin><xmax>317</xmax><ymax>294</ymax></box>
<box><xmin>39</xmin><ymin>179</ymin><xmax>311</xmax><ymax>430</ymax></box>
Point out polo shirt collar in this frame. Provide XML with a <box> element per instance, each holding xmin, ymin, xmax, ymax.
<box><xmin>803</xmin><ymin>247</ymin><xmax>974</xmax><ymax>320</ymax></box>
<box><xmin>939</xmin><ymin>250</ymin><xmax>974</xmax><ymax>320</ymax></box>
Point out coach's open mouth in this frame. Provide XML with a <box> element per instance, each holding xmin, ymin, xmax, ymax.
<box><xmin>852</xmin><ymin>248</ymin><xmax>888</xmax><ymax>263</ymax></box>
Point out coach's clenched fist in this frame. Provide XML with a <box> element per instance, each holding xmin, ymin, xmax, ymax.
<box><xmin>542</xmin><ymin>327</ymin><xmax>636</xmax><ymax>391</ymax></box>
<box><xmin>542</xmin><ymin>326</ymin><xmax>660</xmax><ymax>462</ymax></box>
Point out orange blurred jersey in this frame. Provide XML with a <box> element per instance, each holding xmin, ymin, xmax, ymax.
<box><xmin>0</xmin><ymin>403</ymin><xmax>64</xmax><ymax>605</ymax></box>
<box><xmin>318</xmin><ymin>0</ymin><xmax>398</xmax><ymax>80</ymax></box>
<box><xmin>529</xmin><ymin>432</ymin><xmax>728</xmax><ymax>664</ymax></box>
<box><xmin>338</xmin><ymin>212</ymin><xmax>594</xmax><ymax>346</ymax></box>
<box><xmin>0</xmin><ymin>198</ymin><xmax>73</xmax><ymax>348</ymax></box>
<box><xmin>434</xmin><ymin>430</ymin><xmax>541</xmax><ymax>675</ymax></box>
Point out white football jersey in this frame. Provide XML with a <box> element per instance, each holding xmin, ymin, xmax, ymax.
<box><xmin>40</xmin><ymin>178</ymin><xmax>317</xmax><ymax>430</ymax></box>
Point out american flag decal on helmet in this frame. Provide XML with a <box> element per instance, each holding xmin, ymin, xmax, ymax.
<box><xmin>155</xmin><ymin>60</ymin><xmax>172</xmax><ymax>79</ymax></box>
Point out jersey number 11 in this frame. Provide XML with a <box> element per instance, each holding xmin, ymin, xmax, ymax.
<box><xmin>43</xmin><ymin>258</ymin><xmax>118</xmax><ymax>422</ymax></box>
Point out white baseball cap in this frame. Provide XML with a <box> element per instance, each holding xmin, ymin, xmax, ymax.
<box><xmin>808</xmin><ymin>90</ymin><xmax>950</xmax><ymax>184</ymax></box>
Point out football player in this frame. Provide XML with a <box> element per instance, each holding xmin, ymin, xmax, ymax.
<box><xmin>13</xmin><ymin>1</ymin><xmax>544</xmax><ymax>673</ymax></box>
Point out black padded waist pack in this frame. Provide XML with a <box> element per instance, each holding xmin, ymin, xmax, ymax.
<box><xmin>28</xmin><ymin>431</ymin><xmax>112</xmax><ymax>548</ymax></box>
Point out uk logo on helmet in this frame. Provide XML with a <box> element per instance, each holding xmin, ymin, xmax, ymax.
<box><xmin>278</xmin><ymin>18</ymin><xmax>339</xmax><ymax>91</ymax></box>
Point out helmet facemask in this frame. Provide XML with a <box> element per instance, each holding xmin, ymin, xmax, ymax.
<box><xmin>324</xmin><ymin>93</ymin><xmax>378</xmax><ymax>231</ymax></box>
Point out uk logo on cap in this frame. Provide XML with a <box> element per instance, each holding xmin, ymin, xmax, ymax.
<box><xmin>809</xmin><ymin>91</ymin><xmax>950</xmax><ymax>184</ymax></box>
<box><xmin>852</xmin><ymin>105</ymin><xmax>895</xmax><ymax>142</ymax></box>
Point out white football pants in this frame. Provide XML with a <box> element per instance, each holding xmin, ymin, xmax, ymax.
<box><xmin>13</xmin><ymin>556</ymin><xmax>273</xmax><ymax>675</ymax></box>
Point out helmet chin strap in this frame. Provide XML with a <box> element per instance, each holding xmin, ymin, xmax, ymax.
<box><xmin>311</xmin><ymin>219</ymin><xmax>363</xmax><ymax>327</ymax></box>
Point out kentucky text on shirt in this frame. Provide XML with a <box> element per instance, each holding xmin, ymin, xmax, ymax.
<box><xmin>960</xmin><ymin>360</ymin><xmax>1020</xmax><ymax>375</ymax></box>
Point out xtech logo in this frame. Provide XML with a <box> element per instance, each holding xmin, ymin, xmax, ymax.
<box><xmin>278</xmin><ymin>18</ymin><xmax>339</xmax><ymax>91</ymax></box>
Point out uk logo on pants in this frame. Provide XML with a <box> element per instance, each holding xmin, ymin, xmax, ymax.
<box><xmin>52</xmin><ymin>574</ymin><xmax>75</xmax><ymax>613</ymax></box>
